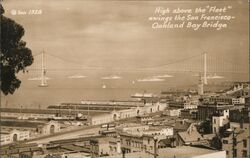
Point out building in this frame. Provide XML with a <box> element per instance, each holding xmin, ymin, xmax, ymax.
<box><xmin>143</xmin><ymin>127</ymin><xmax>174</xmax><ymax>137</ymax></box>
<box><xmin>142</xmin><ymin>135</ymin><xmax>158</xmax><ymax>155</ymax></box>
<box><xmin>164</xmin><ymin>109</ymin><xmax>181</xmax><ymax>117</ymax></box>
<box><xmin>118</xmin><ymin>123</ymin><xmax>149</xmax><ymax>135</ymax></box>
<box><xmin>212</xmin><ymin>109</ymin><xmax>230</xmax><ymax>134</ymax></box>
<box><xmin>38</xmin><ymin>121</ymin><xmax>61</xmax><ymax>135</ymax></box>
<box><xmin>175</xmin><ymin>121</ymin><xmax>205</xmax><ymax>146</ymax></box>
<box><xmin>0</xmin><ymin>129</ymin><xmax>30</xmax><ymax>145</ymax></box>
<box><xmin>168</xmin><ymin>101</ymin><xmax>185</xmax><ymax>108</ymax></box>
<box><xmin>212</xmin><ymin>116</ymin><xmax>229</xmax><ymax>134</ymax></box>
<box><xmin>90</xmin><ymin>137</ymin><xmax>119</xmax><ymax>157</ymax></box>
<box><xmin>242</xmin><ymin>107</ymin><xmax>250</xmax><ymax>123</ymax></box>
<box><xmin>174</xmin><ymin>119</ymin><xmax>196</xmax><ymax>133</ymax></box>
<box><xmin>136</xmin><ymin>115</ymin><xmax>153</xmax><ymax>124</ymax></box>
<box><xmin>197</xmin><ymin>102</ymin><xmax>233</xmax><ymax>121</ymax></box>
<box><xmin>176</xmin><ymin>130</ymin><xmax>205</xmax><ymax>146</ymax></box>
<box><xmin>184</xmin><ymin>99</ymin><xmax>199</xmax><ymax>109</ymax></box>
<box><xmin>184</xmin><ymin>102</ymin><xmax>198</xmax><ymax>110</ymax></box>
<box><xmin>0</xmin><ymin>120</ymin><xmax>61</xmax><ymax>137</ymax></box>
<box><xmin>226</xmin><ymin>82</ymin><xmax>249</xmax><ymax>97</ymax></box>
<box><xmin>181</xmin><ymin>109</ymin><xmax>198</xmax><ymax>120</ymax></box>
<box><xmin>119</xmin><ymin>132</ymin><xmax>144</xmax><ymax>153</ymax></box>
<box><xmin>207</xmin><ymin>96</ymin><xmax>233</xmax><ymax>105</ymax></box>
<box><xmin>232</xmin><ymin>97</ymin><xmax>245</xmax><ymax>105</ymax></box>
<box><xmin>222</xmin><ymin>123</ymin><xmax>250</xmax><ymax>158</ymax></box>
<box><xmin>0</xmin><ymin>143</ymin><xmax>44</xmax><ymax>158</ymax></box>
<box><xmin>91</xmin><ymin>102</ymin><xmax>167</xmax><ymax>125</ymax></box>
<box><xmin>101</xmin><ymin>146</ymin><xmax>226</xmax><ymax>158</ymax></box>
<box><xmin>61</xmin><ymin>152</ymin><xmax>91</xmax><ymax>158</ymax></box>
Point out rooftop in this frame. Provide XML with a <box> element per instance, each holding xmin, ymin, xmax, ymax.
<box><xmin>178</xmin><ymin>130</ymin><xmax>204</xmax><ymax>144</ymax></box>
<box><xmin>102</xmin><ymin>146</ymin><xmax>222</xmax><ymax>158</ymax></box>
<box><xmin>0</xmin><ymin>120</ymin><xmax>46</xmax><ymax>128</ymax></box>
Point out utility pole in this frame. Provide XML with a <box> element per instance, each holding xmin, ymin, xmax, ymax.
<box><xmin>122</xmin><ymin>147</ymin><xmax>126</xmax><ymax>158</ymax></box>
<box><xmin>232</xmin><ymin>128</ymin><xmax>236</xmax><ymax>158</ymax></box>
<box><xmin>232</xmin><ymin>127</ymin><xmax>244</xmax><ymax>158</ymax></box>
<box><xmin>154</xmin><ymin>137</ymin><xmax>158</xmax><ymax>158</ymax></box>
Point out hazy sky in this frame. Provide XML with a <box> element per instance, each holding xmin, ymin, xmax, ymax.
<box><xmin>1</xmin><ymin>0</ymin><xmax>249</xmax><ymax>107</ymax></box>
<box><xmin>2</xmin><ymin>0</ymin><xmax>249</xmax><ymax>73</ymax></box>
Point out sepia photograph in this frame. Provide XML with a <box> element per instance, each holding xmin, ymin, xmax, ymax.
<box><xmin>0</xmin><ymin>0</ymin><xmax>249</xmax><ymax>157</ymax></box>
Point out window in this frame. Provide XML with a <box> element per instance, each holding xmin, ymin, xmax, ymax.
<box><xmin>223</xmin><ymin>140</ymin><xmax>228</xmax><ymax>144</ymax></box>
<box><xmin>243</xmin><ymin>150</ymin><xmax>247</xmax><ymax>158</ymax></box>
<box><xmin>226</xmin><ymin>150</ymin><xmax>229</xmax><ymax>155</ymax></box>
<box><xmin>233</xmin><ymin>149</ymin><xmax>237</xmax><ymax>157</ymax></box>
<box><xmin>243</xmin><ymin>139</ymin><xmax>247</xmax><ymax>148</ymax></box>
<box><xmin>148</xmin><ymin>139</ymin><xmax>150</xmax><ymax>144</ymax></box>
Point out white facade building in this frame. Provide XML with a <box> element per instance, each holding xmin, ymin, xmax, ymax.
<box><xmin>143</xmin><ymin>127</ymin><xmax>174</xmax><ymax>137</ymax></box>
<box><xmin>232</xmin><ymin>97</ymin><xmax>245</xmax><ymax>105</ymax></box>
<box><xmin>91</xmin><ymin>102</ymin><xmax>167</xmax><ymax>125</ymax></box>
<box><xmin>212</xmin><ymin>109</ymin><xmax>229</xmax><ymax>134</ymax></box>
<box><xmin>1</xmin><ymin>129</ymin><xmax>30</xmax><ymax>145</ymax></box>
<box><xmin>164</xmin><ymin>109</ymin><xmax>181</xmax><ymax>117</ymax></box>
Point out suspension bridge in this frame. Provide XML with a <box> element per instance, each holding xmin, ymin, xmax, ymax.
<box><xmin>27</xmin><ymin>51</ymin><xmax>248</xmax><ymax>92</ymax></box>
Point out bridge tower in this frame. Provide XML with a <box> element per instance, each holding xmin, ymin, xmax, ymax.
<box><xmin>198</xmin><ymin>52</ymin><xmax>207</xmax><ymax>95</ymax></box>
<box><xmin>39</xmin><ymin>50</ymin><xmax>48</xmax><ymax>87</ymax></box>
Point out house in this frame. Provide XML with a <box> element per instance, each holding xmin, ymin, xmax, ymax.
<box><xmin>173</xmin><ymin>119</ymin><xmax>207</xmax><ymax>146</ymax></box>
<box><xmin>174</xmin><ymin>119</ymin><xmax>195</xmax><ymax>133</ymax></box>
<box><xmin>177</xmin><ymin>129</ymin><xmax>204</xmax><ymax>146</ymax></box>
